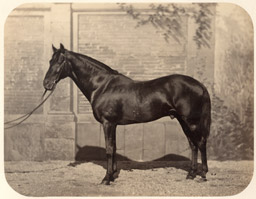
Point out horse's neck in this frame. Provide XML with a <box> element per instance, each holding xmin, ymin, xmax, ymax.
<box><xmin>67</xmin><ymin>53</ymin><xmax>112</xmax><ymax>102</ymax></box>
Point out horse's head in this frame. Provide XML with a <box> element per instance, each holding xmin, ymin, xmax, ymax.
<box><xmin>43</xmin><ymin>43</ymin><xmax>69</xmax><ymax>90</ymax></box>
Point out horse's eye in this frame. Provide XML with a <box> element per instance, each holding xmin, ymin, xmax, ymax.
<box><xmin>58</xmin><ymin>56</ymin><xmax>64</xmax><ymax>64</ymax></box>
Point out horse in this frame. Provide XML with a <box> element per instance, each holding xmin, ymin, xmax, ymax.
<box><xmin>43</xmin><ymin>43</ymin><xmax>211</xmax><ymax>185</ymax></box>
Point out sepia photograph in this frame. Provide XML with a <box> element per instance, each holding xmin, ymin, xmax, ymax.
<box><xmin>2</xmin><ymin>1</ymin><xmax>254</xmax><ymax>197</ymax></box>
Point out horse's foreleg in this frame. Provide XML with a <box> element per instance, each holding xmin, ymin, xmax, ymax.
<box><xmin>101</xmin><ymin>121</ymin><xmax>116</xmax><ymax>185</ymax></box>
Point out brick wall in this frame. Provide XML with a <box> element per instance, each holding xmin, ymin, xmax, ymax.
<box><xmin>77</xmin><ymin>13</ymin><xmax>187</xmax><ymax>114</ymax></box>
<box><xmin>4</xmin><ymin>16</ymin><xmax>45</xmax><ymax>114</ymax></box>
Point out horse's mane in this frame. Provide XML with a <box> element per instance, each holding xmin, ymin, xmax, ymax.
<box><xmin>70</xmin><ymin>51</ymin><xmax>119</xmax><ymax>74</ymax></box>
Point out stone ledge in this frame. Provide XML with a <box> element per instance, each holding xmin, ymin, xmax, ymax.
<box><xmin>45</xmin><ymin>121</ymin><xmax>75</xmax><ymax>139</ymax></box>
<box><xmin>44</xmin><ymin>138</ymin><xmax>75</xmax><ymax>160</ymax></box>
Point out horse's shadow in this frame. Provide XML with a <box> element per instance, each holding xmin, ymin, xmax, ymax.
<box><xmin>68</xmin><ymin>145</ymin><xmax>203</xmax><ymax>173</ymax></box>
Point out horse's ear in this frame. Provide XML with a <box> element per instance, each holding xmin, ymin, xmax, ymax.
<box><xmin>60</xmin><ymin>43</ymin><xmax>65</xmax><ymax>53</ymax></box>
<box><xmin>52</xmin><ymin>44</ymin><xmax>57</xmax><ymax>53</ymax></box>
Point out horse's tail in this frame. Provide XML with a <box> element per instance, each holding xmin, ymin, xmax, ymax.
<box><xmin>200</xmin><ymin>88</ymin><xmax>211</xmax><ymax>139</ymax></box>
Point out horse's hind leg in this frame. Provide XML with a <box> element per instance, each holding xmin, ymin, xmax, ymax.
<box><xmin>198</xmin><ymin>137</ymin><xmax>208</xmax><ymax>181</ymax></box>
<box><xmin>112</xmin><ymin>131</ymin><xmax>119</xmax><ymax>179</ymax></box>
<box><xmin>175</xmin><ymin>116</ymin><xmax>198</xmax><ymax>179</ymax></box>
<box><xmin>187</xmin><ymin>138</ymin><xmax>198</xmax><ymax>179</ymax></box>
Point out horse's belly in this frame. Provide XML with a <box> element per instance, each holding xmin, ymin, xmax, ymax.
<box><xmin>118</xmin><ymin>95</ymin><xmax>171</xmax><ymax>124</ymax></box>
<box><xmin>94</xmin><ymin>84</ymin><xmax>172</xmax><ymax>124</ymax></box>
<box><xmin>120</xmin><ymin>113</ymin><xmax>166</xmax><ymax>124</ymax></box>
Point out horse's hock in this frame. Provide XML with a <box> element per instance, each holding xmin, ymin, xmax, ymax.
<box><xmin>4</xmin><ymin>3</ymin><xmax>215</xmax><ymax>161</ymax></box>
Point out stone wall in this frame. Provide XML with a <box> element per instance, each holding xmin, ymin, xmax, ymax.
<box><xmin>4</xmin><ymin>3</ymin><xmax>76</xmax><ymax>161</ymax></box>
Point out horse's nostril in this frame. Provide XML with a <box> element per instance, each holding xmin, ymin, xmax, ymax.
<box><xmin>43</xmin><ymin>79</ymin><xmax>50</xmax><ymax>86</ymax></box>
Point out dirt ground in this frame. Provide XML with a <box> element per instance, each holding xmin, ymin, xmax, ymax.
<box><xmin>4</xmin><ymin>160</ymin><xmax>253</xmax><ymax>197</ymax></box>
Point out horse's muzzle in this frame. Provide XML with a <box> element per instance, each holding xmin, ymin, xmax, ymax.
<box><xmin>43</xmin><ymin>79</ymin><xmax>56</xmax><ymax>90</ymax></box>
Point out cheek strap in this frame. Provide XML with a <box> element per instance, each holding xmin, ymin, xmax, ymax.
<box><xmin>62</xmin><ymin>52</ymin><xmax>79</xmax><ymax>81</ymax></box>
<box><xmin>66</xmin><ymin>60</ymin><xmax>79</xmax><ymax>81</ymax></box>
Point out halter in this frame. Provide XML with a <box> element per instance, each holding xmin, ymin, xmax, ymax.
<box><xmin>53</xmin><ymin>53</ymin><xmax>67</xmax><ymax>85</ymax></box>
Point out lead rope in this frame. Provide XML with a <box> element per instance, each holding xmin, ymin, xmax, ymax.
<box><xmin>4</xmin><ymin>89</ymin><xmax>54</xmax><ymax>129</ymax></box>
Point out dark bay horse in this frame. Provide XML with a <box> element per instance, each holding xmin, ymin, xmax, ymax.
<box><xmin>43</xmin><ymin>44</ymin><xmax>211</xmax><ymax>185</ymax></box>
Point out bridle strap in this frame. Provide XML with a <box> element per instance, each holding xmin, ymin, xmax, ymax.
<box><xmin>58</xmin><ymin>54</ymin><xmax>78</xmax><ymax>81</ymax></box>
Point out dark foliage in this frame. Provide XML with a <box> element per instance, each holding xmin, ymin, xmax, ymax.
<box><xmin>194</xmin><ymin>54</ymin><xmax>253</xmax><ymax>160</ymax></box>
<box><xmin>118</xmin><ymin>3</ymin><xmax>214</xmax><ymax>48</ymax></box>
<box><xmin>209</xmin><ymin>93</ymin><xmax>253</xmax><ymax>160</ymax></box>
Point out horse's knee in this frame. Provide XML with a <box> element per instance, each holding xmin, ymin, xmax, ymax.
<box><xmin>189</xmin><ymin>124</ymin><xmax>197</xmax><ymax>132</ymax></box>
<box><xmin>106</xmin><ymin>146</ymin><xmax>114</xmax><ymax>155</ymax></box>
<box><xmin>198</xmin><ymin>137</ymin><xmax>207</xmax><ymax>149</ymax></box>
<box><xmin>189</xmin><ymin>141</ymin><xmax>198</xmax><ymax>151</ymax></box>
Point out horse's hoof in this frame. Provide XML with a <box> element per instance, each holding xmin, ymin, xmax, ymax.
<box><xmin>197</xmin><ymin>177</ymin><xmax>207</xmax><ymax>182</ymax></box>
<box><xmin>186</xmin><ymin>175</ymin><xmax>195</xmax><ymax>180</ymax></box>
<box><xmin>201</xmin><ymin>176</ymin><xmax>207</xmax><ymax>181</ymax></box>
<box><xmin>109</xmin><ymin>176</ymin><xmax>115</xmax><ymax>182</ymax></box>
<box><xmin>186</xmin><ymin>172</ymin><xmax>196</xmax><ymax>180</ymax></box>
<box><xmin>200</xmin><ymin>171</ymin><xmax>207</xmax><ymax>181</ymax></box>
<box><xmin>201</xmin><ymin>178</ymin><xmax>207</xmax><ymax>182</ymax></box>
<box><xmin>101</xmin><ymin>179</ymin><xmax>110</xmax><ymax>185</ymax></box>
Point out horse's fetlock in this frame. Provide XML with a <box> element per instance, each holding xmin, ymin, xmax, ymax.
<box><xmin>202</xmin><ymin>165</ymin><xmax>208</xmax><ymax>173</ymax></box>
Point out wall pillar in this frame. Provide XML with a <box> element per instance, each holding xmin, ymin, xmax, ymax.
<box><xmin>44</xmin><ymin>3</ymin><xmax>75</xmax><ymax>160</ymax></box>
